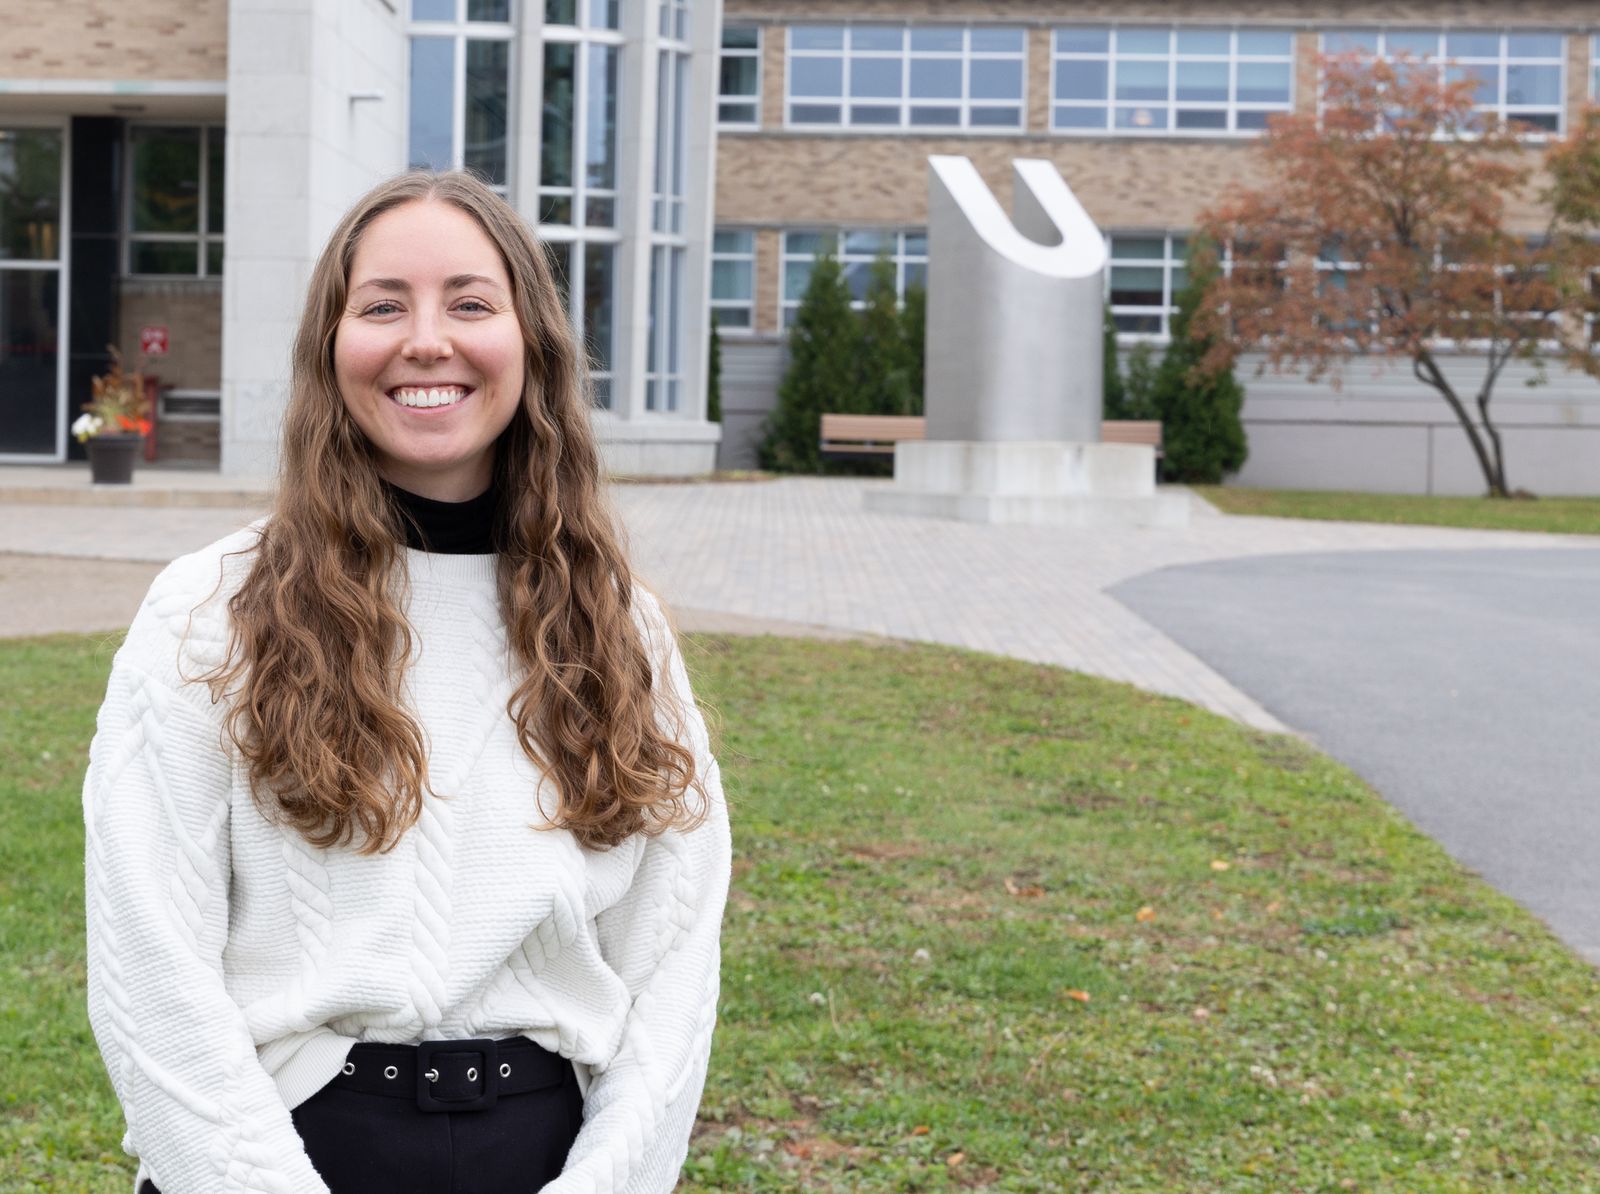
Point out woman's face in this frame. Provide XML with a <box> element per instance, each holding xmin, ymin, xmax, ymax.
<box><xmin>334</xmin><ymin>198</ymin><xmax>525</xmax><ymax>502</ymax></box>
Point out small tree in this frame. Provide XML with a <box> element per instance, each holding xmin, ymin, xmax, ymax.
<box><xmin>706</xmin><ymin>314</ymin><xmax>722</xmax><ymax>424</ymax></box>
<box><xmin>1200</xmin><ymin>55</ymin><xmax>1600</xmax><ymax>497</ymax></box>
<box><xmin>900</xmin><ymin>282</ymin><xmax>926</xmax><ymax>414</ymax></box>
<box><xmin>1153</xmin><ymin>247</ymin><xmax>1247</xmax><ymax>483</ymax></box>
<box><xmin>760</xmin><ymin>253</ymin><xmax>858</xmax><ymax>472</ymax></box>
<box><xmin>856</xmin><ymin>254</ymin><xmax>916</xmax><ymax>416</ymax></box>
<box><xmin>1102</xmin><ymin>303</ymin><xmax>1127</xmax><ymax>418</ymax></box>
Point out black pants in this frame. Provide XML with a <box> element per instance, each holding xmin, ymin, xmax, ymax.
<box><xmin>141</xmin><ymin>1040</ymin><xmax>583</xmax><ymax>1193</ymax></box>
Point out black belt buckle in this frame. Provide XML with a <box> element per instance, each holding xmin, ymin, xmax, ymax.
<box><xmin>416</xmin><ymin>1038</ymin><xmax>499</xmax><ymax>1113</ymax></box>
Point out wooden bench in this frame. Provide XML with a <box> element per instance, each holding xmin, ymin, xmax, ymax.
<box><xmin>819</xmin><ymin>413</ymin><xmax>1162</xmax><ymax>459</ymax></box>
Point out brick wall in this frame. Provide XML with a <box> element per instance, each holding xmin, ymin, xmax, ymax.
<box><xmin>3</xmin><ymin>0</ymin><xmax>227</xmax><ymax>81</ymax></box>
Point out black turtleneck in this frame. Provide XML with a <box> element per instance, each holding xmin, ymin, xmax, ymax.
<box><xmin>386</xmin><ymin>481</ymin><xmax>501</xmax><ymax>554</ymax></box>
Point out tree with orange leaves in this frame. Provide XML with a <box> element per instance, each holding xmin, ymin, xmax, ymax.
<box><xmin>1198</xmin><ymin>53</ymin><xmax>1600</xmax><ymax>498</ymax></box>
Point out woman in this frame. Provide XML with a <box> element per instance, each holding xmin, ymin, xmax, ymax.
<box><xmin>82</xmin><ymin>171</ymin><xmax>730</xmax><ymax>1194</ymax></box>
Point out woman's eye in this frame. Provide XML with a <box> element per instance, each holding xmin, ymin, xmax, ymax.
<box><xmin>454</xmin><ymin>299</ymin><xmax>491</xmax><ymax>314</ymax></box>
<box><xmin>364</xmin><ymin>301</ymin><xmax>402</xmax><ymax>317</ymax></box>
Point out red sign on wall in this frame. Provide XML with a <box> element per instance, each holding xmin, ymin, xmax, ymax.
<box><xmin>140</xmin><ymin>326</ymin><xmax>169</xmax><ymax>356</ymax></box>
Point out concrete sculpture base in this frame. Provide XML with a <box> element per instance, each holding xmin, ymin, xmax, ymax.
<box><xmin>863</xmin><ymin>440</ymin><xmax>1190</xmax><ymax>528</ymax></box>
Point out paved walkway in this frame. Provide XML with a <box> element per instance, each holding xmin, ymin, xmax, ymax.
<box><xmin>5</xmin><ymin>473</ymin><xmax>1595</xmax><ymax>739</ymax></box>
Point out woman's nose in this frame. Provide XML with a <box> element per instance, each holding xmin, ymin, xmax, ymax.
<box><xmin>403</xmin><ymin>312</ymin><xmax>454</xmax><ymax>363</ymax></box>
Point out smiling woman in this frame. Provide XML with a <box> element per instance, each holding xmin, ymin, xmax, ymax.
<box><xmin>80</xmin><ymin>171</ymin><xmax>730</xmax><ymax>1194</ymax></box>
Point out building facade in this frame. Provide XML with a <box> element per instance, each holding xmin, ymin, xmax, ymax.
<box><xmin>0</xmin><ymin>0</ymin><xmax>723</xmax><ymax>477</ymax></box>
<box><xmin>711</xmin><ymin>1</ymin><xmax>1600</xmax><ymax>495</ymax></box>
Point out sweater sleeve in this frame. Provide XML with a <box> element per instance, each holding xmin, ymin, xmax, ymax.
<box><xmin>545</xmin><ymin>596</ymin><xmax>732</xmax><ymax>1194</ymax></box>
<box><xmin>83</xmin><ymin>645</ymin><xmax>331</xmax><ymax>1194</ymax></box>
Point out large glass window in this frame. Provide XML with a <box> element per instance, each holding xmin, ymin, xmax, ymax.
<box><xmin>781</xmin><ymin>229</ymin><xmax>927</xmax><ymax>328</ymax></box>
<box><xmin>1321</xmin><ymin>29</ymin><xmax>1566</xmax><ymax>134</ymax></box>
<box><xmin>541</xmin><ymin>4</ymin><xmax>623</xmax><ymax>407</ymax></box>
<box><xmin>1591</xmin><ymin>34</ymin><xmax>1599</xmax><ymax>101</ymax></box>
<box><xmin>1053</xmin><ymin>27</ymin><xmax>1293</xmax><ymax>134</ymax></box>
<box><xmin>711</xmin><ymin>229</ymin><xmax>755</xmax><ymax>331</ymax></box>
<box><xmin>787</xmin><ymin>26</ymin><xmax>1026</xmax><ymax>130</ymax></box>
<box><xmin>407</xmin><ymin>1</ymin><xmax>514</xmax><ymax>188</ymax></box>
<box><xmin>646</xmin><ymin>245</ymin><xmax>685</xmax><ymax>411</ymax></box>
<box><xmin>719</xmin><ymin>26</ymin><xmax>762</xmax><ymax>127</ymax></box>
<box><xmin>1106</xmin><ymin>233</ymin><xmax>1189</xmax><ymax>337</ymax></box>
<box><xmin>0</xmin><ymin>126</ymin><xmax>64</xmax><ymax>457</ymax></box>
<box><xmin>126</xmin><ymin>125</ymin><xmax>225</xmax><ymax>277</ymax></box>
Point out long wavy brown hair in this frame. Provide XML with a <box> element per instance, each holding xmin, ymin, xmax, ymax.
<box><xmin>202</xmin><ymin>171</ymin><xmax>701</xmax><ymax>853</ymax></box>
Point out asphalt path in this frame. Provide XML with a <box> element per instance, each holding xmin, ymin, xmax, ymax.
<box><xmin>1110</xmin><ymin>547</ymin><xmax>1600</xmax><ymax>964</ymax></box>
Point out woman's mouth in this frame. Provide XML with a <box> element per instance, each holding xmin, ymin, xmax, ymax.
<box><xmin>388</xmin><ymin>385</ymin><xmax>471</xmax><ymax>409</ymax></box>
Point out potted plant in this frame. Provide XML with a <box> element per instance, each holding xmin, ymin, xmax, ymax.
<box><xmin>72</xmin><ymin>348</ymin><xmax>153</xmax><ymax>484</ymax></box>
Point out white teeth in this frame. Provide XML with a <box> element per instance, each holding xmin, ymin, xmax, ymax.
<box><xmin>392</xmin><ymin>387</ymin><xmax>467</xmax><ymax>408</ymax></box>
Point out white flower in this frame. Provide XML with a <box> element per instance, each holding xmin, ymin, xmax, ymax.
<box><xmin>71</xmin><ymin>413</ymin><xmax>104</xmax><ymax>442</ymax></box>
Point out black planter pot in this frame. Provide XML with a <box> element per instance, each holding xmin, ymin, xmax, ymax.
<box><xmin>87</xmin><ymin>433</ymin><xmax>143</xmax><ymax>484</ymax></box>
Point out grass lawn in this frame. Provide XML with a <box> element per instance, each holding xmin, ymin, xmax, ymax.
<box><xmin>6</xmin><ymin>633</ymin><xmax>1600</xmax><ymax>1192</ymax></box>
<box><xmin>1193</xmin><ymin>487</ymin><xmax>1600</xmax><ymax>536</ymax></box>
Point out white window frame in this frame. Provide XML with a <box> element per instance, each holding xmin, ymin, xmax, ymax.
<box><xmin>1051</xmin><ymin>27</ymin><xmax>1295</xmax><ymax>137</ymax></box>
<box><xmin>779</xmin><ymin>229</ymin><xmax>928</xmax><ymax>329</ymax></box>
<box><xmin>1317</xmin><ymin>28</ymin><xmax>1567</xmax><ymax>138</ymax></box>
<box><xmin>718</xmin><ymin>25</ymin><xmax>762</xmax><ymax>129</ymax></box>
<box><xmin>646</xmin><ymin>7</ymin><xmax>693</xmax><ymax>413</ymax></box>
<box><xmin>710</xmin><ymin>228</ymin><xmax>756</xmax><ymax>334</ymax></box>
<box><xmin>122</xmin><ymin>123</ymin><xmax>226</xmax><ymax>280</ymax></box>
<box><xmin>785</xmin><ymin>25</ymin><xmax>1028</xmax><ymax>133</ymax></box>
<box><xmin>406</xmin><ymin>1</ymin><xmax>517</xmax><ymax>193</ymax></box>
<box><xmin>1106</xmin><ymin>232</ymin><xmax>1191</xmax><ymax>342</ymax></box>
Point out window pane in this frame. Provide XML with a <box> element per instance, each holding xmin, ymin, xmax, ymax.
<box><xmin>903</xmin><ymin>261</ymin><xmax>926</xmax><ymax>289</ymax></box>
<box><xmin>1114</xmin><ymin>313</ymin><xmax>1162</xmax><ymax>333</ymax></box>
<box><xmin>131</xmin><ymin>240</ymin><xmax>198</xmax><ymax>275</ymax></box>
<box><xmin>1235</xmin><ymin>110</ymin><xmax>1271</xmax><ymax>131</ymax></box>
<box><xmin>0</xmin><ymin>269</ymin><xmax>59</xmax><ymax>453</ymax></box>
<box><xmin>1056</xmin><ymin>28</ymin><xmax>1109</xmax><ymax>55</ymax></box>
<box><xmin>464</xmin><ymin>40</ymin><xmax>508</xmax><ymax>184</ymax></box>
<box><xmin>910</xmin><ymin>28</ymin><xmax>962</xmax><ymax>52</ymax></box>
<box><xmin>1325</xmin><ymin>29</ymin><xmax>1379</xmax><ymax>55</ymax></box>
<box><xmin>849</xmin><ymin>105</ymin><xmax>900</xmax><ymax>125</ymax></box>
<box><xmin>1117</xmin><ymin>29</ymin><xmax>1169</xmax><ymax>55</ymax></box>
<box><xmin>544</xmin><ymin>0</ymin><xmax>574</xmax><ymax>23</ymax></box>
<box><xmin>414</xmin><ymin>0</ymin><xmax>455</xmax><ymax>18</ymax></box>
<box><xmin>589</xmin><ymin>0</ymin><xmax>618</xmax><ymax>28</ymax></box>
<box><xmin>1110</xmin><ymin>265</ymin><xmax>1164</xmax><ymax>305</ymax></box>
<box><xmin>712</xmin><ymin>259</ymin><xmax>752</xmax><ymax>301</ymax></box>
<box><xmin>1110</xmin><ymin>236</ymin><xmax>1165</xmax><ymax>260</ymax></box>
<box><xmin>1115</xmin><ymin>59</ymin><xmax>1168</xmax><ymax>102</ymax></box>
<box><xmin>467</xmin><ymin>0</ymin><xmax>509</xmax><ymax>19</ymax></box>
<box><xmin>1446</xmin><ymin>64</ymin><xmax>1498</xmax><ymax>105</ymax></box>
<box><xmin>969</xmin><ymin>106</ymin><xmax>1021</xmax><ymax>127</ymax></box>
<box><xmin>1115</xmin><ymin>106</ymin><xmax>1169</xmax><ymax>129</ymax></box>
<box><xmin>850</xmin><ymin>26</ymin><xmax>901</xmax><ymax>52</ymax></box>
<box><xmin>843</xmin><ymin>229</ymin><xmax>892</xmax><ymax>254</ymax></box>
<box><xmin>1445</xmin><ymin>31</ymin><xmax>1500</xmax><ymax>59</ymax></box>
<box><xmin>1055</xmin><ymin>61</ymin><xmax>1109</xmax><ymax>101</ymax></box>
<box><xmin>1506</xmin><ymin>65</ymin><xmax>1561</xmax><ymax>107</ymax></box>
<box><xmin>584</xmin><ymin>196</ymin><xmax>614</xmax><ymax>226</ymax></box>
<box><xmin>970</xmin><ymin>29</ymin><xmax>1023</xmax><ymax>53</ymax></box>
<box><xmin>206</xmin><ymin>129</ymin><xmax>225</xmax><ymax>234</ymax></box>
<box><xmin>789</xmin><ymin>103</ymin><xmax>841</xmax><ymax>123</ymax></box>
<box><xmin>585</xmin><ymin>43</ymin><xmax>618</xmax><ymax>189</ymax></box>
<box><xmin>791</xmin><ymin>57</ymin><xmax>844</xmax><ymax>96</ymax></box>
<box><xmin>1055</xmin><ymin>106</ymin><xmax>1107</xmax><ymax>129</ymax></box>
<box><xmin>970</xmin><ymin>58</ymin><xmax>1022</xmax><ymax>100</ymax></box>
<box><xmin>721</xmin><ymin>55</ymin><xmax>759</xmax><ymax>97</ymax></box>
<box><xmin>1176</xmin><ymin>108</ymin><xmax>1228</xmax><ymax>129</ymax></box>
<box><xmin>1237</xmin><ymin>61</ymin><xmax>1291</xmax><ymax>104</ymax></box>
<box><xmin>784</xmin><ymin>260</ymin><xmax>814</xmax><ymax>300</ymax></box>
<box><xmin>714</xmin><ymin>229</ymin><xmax>753</xmax><ymax>253</ymax></box>
<box><xmin>904</xmin><ymin>232</ymin><xmax>928</xmax><ymax>255</ymax></box>
<box><xmin>1237</xmin><ymin>31</ymin><xmax>1292</xmax><ymax>56</ymax></box>
<box><xmin>0</xmin><ymin>128</ymin><xmax>61</xmax><ymax>261</ymax></box>
<box><xmin>409</xmin><ymin>38</ymin><xmax>456</xmax><ymax>170</ymax></box>
<box><xmin>1511</xmin><ymin>111</ymin><xmax>1560</xmax><ymax>132</ymax></box>
<box><xmin>541</xmin><ymin>43</ymin><xmax>574</xmax><ymax>189</ymax></box>
<box><xmin>1176</xmin><ymin>60</ymin><xmax>1228</xmax><ymax>102</ymax></box>
<box><xmin>584</xmin><ymin>242</ymin><xmax>614</xmax><ymax>372</ymax></box>
<box><xmin>1385</xmin><ymin>30</ymin><xmax>1437</xmax><ymax>58</ymax></box>
<box><xmin>842</xmin><ymin>260</ymin><xmax>874</xmax><ymax>300</ymax></box>
<box><xmin>1175</xmin><ymin>29</ymin><xmax>1230</xmax><ymax>56</ymax></box>
<box><xmin>719</xmin><ymin>101</ymin><xmax>758</xmax><ymax>124</ymax></box>
<box><xmin>849</xmin><ymin>57</ymin><xmax>902</xmax><ymax>99</ymax></box>
<box><xmin>910</xmin><ymin>58</ymin><xmax>962</xmax><ymax>99</ymax></box>
<box><xmin>131</xmin><ymin>126</ymin><xmax>201</xmax><ymax>234</ymax></box>
<box><xmin>1507</xmin><ymin>33</ymin><xmax>1562</xmax><ymax>59</ymax></box>
<box><xmin>786</xmin><ymin>231</ymin><xmax>828</xmax><ymax>255</ymax></box>
<box><xmin>714</xmin><ymin>307</ymin><xmax>751</xmax><ymax>329</ymax></box>
<box><xmin>910</xmin><ymin>105</ymin><xmax>961</xmax><ymax>126</ymax></box>
<box><xmin>792</xmin><ymin>27</ymin><xmax>844</xmax><ymax>51</ymax></box>
<box><xmin>206</xmin><ymin>241</ymin><xmax>224</xmax><ymax>276</ymax></box>
<box><xmin>723</xmin><ymin>26</ymin><xmax>759</xmax><ymax>50</ymax></box>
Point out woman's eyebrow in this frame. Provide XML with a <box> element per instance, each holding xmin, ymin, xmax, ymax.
<box><xmin>351</xmin><ymin>274</ymin><xmax>507</xmax><ymax>293</ymax></box>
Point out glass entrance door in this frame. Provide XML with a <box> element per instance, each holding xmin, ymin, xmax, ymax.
<box><xmin>0</xmin><ymin>126</ymin><xmax>65</xmax><ymax>459</ymax></box>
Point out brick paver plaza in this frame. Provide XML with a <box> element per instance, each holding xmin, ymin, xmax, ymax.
<box><xmin>6</xmin><ymin>473</ymin><xmax>1596</xmax><ymax>739</ymax></box>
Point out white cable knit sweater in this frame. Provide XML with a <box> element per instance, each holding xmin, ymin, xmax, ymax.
<box><xmin>83</xmin><ymin>526</ymin><xmax>731</xmax><ymax>1194</ymax></box>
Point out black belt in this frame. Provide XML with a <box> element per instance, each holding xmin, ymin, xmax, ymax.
<box><xmin>334</xmin><ymin>1037</ymin><xmax>570</xmax><ymax>1113</ymax></box>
